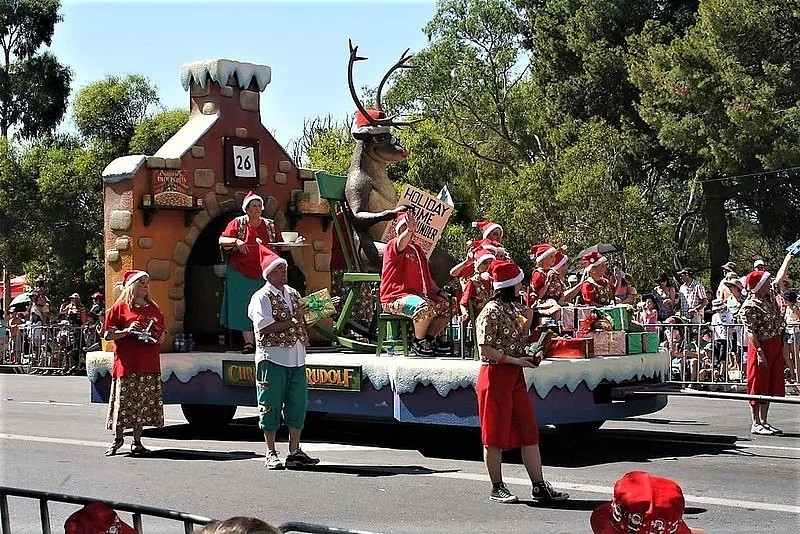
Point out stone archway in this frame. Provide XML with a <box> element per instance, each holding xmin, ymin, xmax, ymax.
<box><xmin>167</xmin><ymin>185</ymin><xmax>288</xmax><ymax>345</ymax></box>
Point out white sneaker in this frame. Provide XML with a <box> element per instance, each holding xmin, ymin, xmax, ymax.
<box><xmin>762</xmin><ymin>422</ymin><xmax>783</xmax><ymax>435</ymax></box>
<box><xmin>751</xmin><ymin>423</ymin><xmax>775</xmax><ymax>435</ymax></box>
<box><xmin>264</xmin><ymin>450</ymin><xmax>284</xmax><ymax>470</ymax></box>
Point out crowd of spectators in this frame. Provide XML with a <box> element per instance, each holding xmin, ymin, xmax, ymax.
<box><xmin>1</xmin><ymin>277</ymin><xmax>105</xmax><ymax>375</ymax></box>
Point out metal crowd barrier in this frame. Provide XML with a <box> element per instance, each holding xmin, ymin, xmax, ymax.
<box><xmin>0</xmin><ymin>487</ymin><xmax>378</xmax><ymax>534</ymax></box>
<box><xmin>657</xmin><ymin>321</ymin><xmax>747</xmax><ymax>387</ymax></box>
<box><xmin>2</xmin><ymin>323</ymin><xmax>101</xmax><ymax>374</ymax></box>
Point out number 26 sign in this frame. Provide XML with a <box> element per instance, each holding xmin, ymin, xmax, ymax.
<box><xmin>224</xmin><ymin>136</ymin><xmax>260</xmax><ymax>186</ymax></box>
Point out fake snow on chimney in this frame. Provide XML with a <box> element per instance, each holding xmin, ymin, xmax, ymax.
<box><xmin>179</xmin><ymin>59</ymin><xmax>272</xmax><ymax>116</ymax></box>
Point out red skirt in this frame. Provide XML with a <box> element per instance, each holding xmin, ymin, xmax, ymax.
<box><xmin>476</xmin><ymin>364</ymin><xmax>539</xmax><ymax>449</ymax></box>
<box><xmin>746</xmin><ymin>336</ymin><xmax>784</xmax><ymax>405</ymax></box>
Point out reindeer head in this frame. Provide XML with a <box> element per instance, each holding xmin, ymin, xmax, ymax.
<box><xmin>348</xmin><ymin>40</ymin><xmax>422</xmax><ymax>163</ymax></box>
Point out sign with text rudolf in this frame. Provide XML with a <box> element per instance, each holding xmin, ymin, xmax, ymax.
<box><xmin>380</xmin><ymin>185</ymin><xmax>453</xmax><ymax>257</ymax></box>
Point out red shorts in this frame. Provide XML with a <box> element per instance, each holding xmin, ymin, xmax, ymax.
<box><xmin>746</xmin><ymin>336</ymin><xmax>785</xmax><ymax>405</ymax></box>
<box><xmin>476</xmin><ymin>364</ymin><xmax>539</xmax><ymax>449</ymax></box>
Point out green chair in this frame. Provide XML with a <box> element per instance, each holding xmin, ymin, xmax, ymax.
<box><xmin>313</xmin><ymin>171</ymin><xmax>382</xmax><ymax>352</ymax></box>
<box><xmin>375</xmin><ymin>312</ymin><xmax>411</xmax><ymax>357</ymax></box>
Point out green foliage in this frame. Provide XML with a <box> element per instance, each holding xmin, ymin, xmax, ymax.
<box><xmin>0</xmin><ymin>0</ymin><xmax>71</xmax><ymax>139</ymax></box>
<box><xmin>305</xmin><ymin>121</ymin><xmax>354</xmax><ymax>175</ymax></box>
<box><xmin>73</xmin><ymin>74</ymin><xmax>159</xmax><ymax>152</ymax></box>
<box><xmin>129</xmin><ymin>108</ymin><xmax>189</xmax><ymax>155</ymax></box>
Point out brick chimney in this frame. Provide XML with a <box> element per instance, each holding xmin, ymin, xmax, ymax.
<box><xmin>180</xmin><ymin>59</ymin><xmax>272</xmax><ymax>118</ymax></box>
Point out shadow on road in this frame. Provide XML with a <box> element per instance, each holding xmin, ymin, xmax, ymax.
<box><xmin>131</xmin><ymin>448</ymin><xmax>259</xmax><ymax>462</ymax></box>
<box><xmin>143</xmin><ymin>416</ymin><xmax>742</xmax><ymax>467</ymax></box>
<box><xmin>287</xmin><ymin>463</ymin><xmax>460</xmax><ymax>477</ymax></box>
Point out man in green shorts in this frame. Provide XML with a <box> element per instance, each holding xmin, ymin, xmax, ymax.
<box><xmin>247</xmin><ymin>245</ymin><xmax>320</xmax><ymax>470</ymax></box>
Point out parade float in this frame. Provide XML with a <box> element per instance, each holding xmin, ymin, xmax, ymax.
<box><xmin>87</xmin><ymin>54</ymin><xmax>669</xmax><ymax>432</ymax></box>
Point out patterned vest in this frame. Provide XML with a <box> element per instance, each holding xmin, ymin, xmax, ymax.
<box><xmin>261</xmin><ymin>289</ymin><xmax>309</xmax><ymax>347</ymax></box>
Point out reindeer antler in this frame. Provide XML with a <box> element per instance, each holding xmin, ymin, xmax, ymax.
<box><xmin>375</xmin><ymin>48</ymin><xmax>414</xmax><ymax>113</ymax></box>
<box><xmin>347</xmin><ymin>40</ymin><xmax>423</xmax><ymax>128</ymax></box>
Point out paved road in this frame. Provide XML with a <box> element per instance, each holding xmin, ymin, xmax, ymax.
<box><xmin>1</xmin><ymin>375</ymin><xmax>798</xmax><ymax>533</ymax></box>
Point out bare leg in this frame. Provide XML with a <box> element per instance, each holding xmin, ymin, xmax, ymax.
<box><xmin>427</xmin><ymin>315</ymin><xmax>450</xmax><ymax>338</ymax></box>
<box><xmin>288</xmin><ymin>427</ymin><xmax>301</xmax><ymax>453</ymax></box>
<box><xmin>243</xmin><ymin>331</ymin><xmax>255</xmax><ymax>344</ymax></box>
<box><xmin>264</xmin><ymin>430</ymin><xmax>277</xmax><ymax>452</ymax></box>
<box><xmin>761</xmin><ymin>402</ymin><xmax>770</xmax><ymax>425</ymax></box>
<box><xmin>413</xmin><ymin>317</ymin><xmax>434</xmax><ymax>340</ymax></box>
<box><xmin>484</xmin><ymin>446</ymin><xmax>503</xmax><ymax>484</ymax></box>
<box><xmin>132</xmin><ymin>426</ymin><xmax>142</xmax><ymax>444</ymax></box>
<box><xmin>750</xmin><ymin>403</ymin><xmax>763</xmax><ymax>425</ymax></box>
<box><xmin>521</xmin><ymin>444</ymin><xmax>544</xmax><ymax>483</ymax></box>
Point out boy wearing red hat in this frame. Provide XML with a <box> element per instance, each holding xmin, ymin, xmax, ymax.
<box><xmin>380</xmin><ymin>210</ymin><xmax>450</xmax><ymax>356</ymax></box>
<box><xmin>739</xmin><ymin>252</ymin><xmax>795</xmax><ymax>435</ymax></box>
<box><xmin>459</xmin><ymin>250</ymin><xmax>495</xmax><ymax>320</ymax></box>
<box><xmin>247</xmin><ymin>244</ymin><xmax>319</xmax><ymax>470</ymax></box>
<box><xmin>580</xmin><ymin>251</ymin><xmax>614</xmax><ymax>306</ymax></box>
<box><xmin>475</xmin><ymin>259</ymin><xmax>568</xmax><ymax>504</ymax></box>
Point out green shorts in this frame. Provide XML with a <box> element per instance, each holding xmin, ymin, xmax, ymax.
<box><xmin>256</xmin><ymin>360</ymin><xmax>308</xmax><ymax>432</ymax></box>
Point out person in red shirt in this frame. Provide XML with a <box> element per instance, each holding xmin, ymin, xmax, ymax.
<box><xmin>580</xmin><ymin>251</ymin><xmax>615</xmax><ymax>306</ymax></box>
<box><xmin>102</xmin><ymin>270</ymin><xmax>165</xmax><ymax>456</ymax></box>
<box><xmin>459</xmin><ymin>249</ymin><xmax>495</xmax><ymax>320</ymax></box>
<box><xmin>219</xmin><ymin>191</ymin><xmax>278</xmax><ymax>354</ymax></box>
<box><xmin>380</xmin><ymin>210</ymin><xmax>450</xmax><ymax>356</ymax></box>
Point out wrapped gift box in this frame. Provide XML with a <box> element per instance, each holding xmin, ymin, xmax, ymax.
<box><xmin>561</xmin><ymin>306</ymin><xmax>578</xmax><ymax>331</ymax></box>
<box><xmin>576</xmin><ymin>306</ymin><xmax>598</xmax><ymax>331</ymax></box>
<box><xmin>299</xmin><ymin>289</ymin><xmax>336</xmax><ymax>326</ymax></box>
<box><xmin>626</xmin><ymin>332</ymin><xmax>643</xmax><ymax>355</ymax></box>
<box><xmin>598</xmin><ymin>304</ymin><xmax>633</xmax><ymax>331</ymax></box>
<box><xmin>545</xmin><ymin>337</ymin><xmax>594</xmax><ymax>359</ymax></box>
<box><xmin>642</xmin><ymin>331</ymin><xmax>660</xmax><ymax>353</ymax></box>
<box><xmin>583</xmin><ymin>330</ymin><xmax>626</xmax><ymax>356</ymax></box>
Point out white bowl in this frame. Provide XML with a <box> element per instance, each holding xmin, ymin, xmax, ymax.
<box><xmin>281</xmin><ymin>231</ymin><xmax>299</xmax><ymax>243</ymax></box>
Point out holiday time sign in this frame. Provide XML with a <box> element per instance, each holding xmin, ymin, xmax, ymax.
<box><xmin>380</xmin><ymin>185</ymin><xmax>453</xmax><ymax>257</ymax></box>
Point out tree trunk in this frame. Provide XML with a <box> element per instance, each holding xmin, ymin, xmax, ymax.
<box><xmin>701</xmin><ymin>179</ymin><xmax>730</xmax><ymax>298</ymax></box>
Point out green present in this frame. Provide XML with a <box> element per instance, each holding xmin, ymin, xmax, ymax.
<box><xmin>597</xmin><ymin>304</ymin><xmax>633</xmax><ymax>331</ymax></box>
<box><xmin>642</xmin><ymin>331</ymin><xmax>659</xmax><ymax>353</ymax></box>
<box><xmin>300</xmin><ymin>289</ymin><xmax>336</xmax><ymax>326</ymax></box>
<box><xmin>626</xmin><ymin>332</ymin><xmax>643</xmax><ymax>355</ymax></box>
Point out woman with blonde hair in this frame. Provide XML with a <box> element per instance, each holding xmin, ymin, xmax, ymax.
<box><xmin>102</xmin><ymin>270</ymin><xmax>165</xmax><ymax>456</ymax></box>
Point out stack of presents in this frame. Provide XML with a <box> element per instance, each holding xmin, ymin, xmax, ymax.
<box><xmin>542</xmin><ymin>304</ymin><xmax>660</xmax><ymax>359</ymax></box>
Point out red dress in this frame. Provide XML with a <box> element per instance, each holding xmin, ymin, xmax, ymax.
<box><xmin>103</xmin><ymin>301</ymin><xmax>164</xmax><ymax>378</ymax></box>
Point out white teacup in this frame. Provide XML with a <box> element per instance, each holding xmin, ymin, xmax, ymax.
<box><xmin>281</xmin><ymin>231</ymin><xmax>299</xmax><ymax>243</ymax></box>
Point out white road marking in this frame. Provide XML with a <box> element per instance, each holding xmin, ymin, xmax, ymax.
<box><xmin>1</xmin><ymin>433</ymin><xmax>797</xmax><ymax>513</ymax></box>
<box><xmin>429</xmin><ymin>471</ymin><xmax>800</xmax><ymax>514</ymax></box>
<box><xmin>18</xmin><ymin>401</ymin><xmax>83</xmax><ymax>406</ymax></box>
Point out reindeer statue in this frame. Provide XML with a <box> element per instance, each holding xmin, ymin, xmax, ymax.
<box><xmin>345</xmin><ymin>40</ymin><xmax>420</xmax><ymax>272</ymax></box>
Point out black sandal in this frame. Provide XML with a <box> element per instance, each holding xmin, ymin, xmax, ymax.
<box><xmin>104</xmin><ymin>437</ymin><xmax>124</xmax><ymax>456</ymax></box>
<box><xmin>130</xmin><ymin>442</ymin><xmax>150</xmax><ymax>455</ymax></box>
<box><xmin>241</xmin><ymin>342</ymin><xmax>255</xmax><ymax>354</ymax></box>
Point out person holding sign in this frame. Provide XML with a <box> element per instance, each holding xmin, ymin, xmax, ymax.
<box><xmin>380</xmin><ymin>209</ymin><xmax>450</xmax><ymax>357</ymax></box>
<box><xmin>219</xmin><ymin>191</ymin><xmax>278</xmax><ymax>354</ymax></box>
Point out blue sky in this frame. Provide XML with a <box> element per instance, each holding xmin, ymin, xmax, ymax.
<box><xmin>52</xmin><ymin>0</ymin><xmax>438</xmax><ymax>147</ymax></box>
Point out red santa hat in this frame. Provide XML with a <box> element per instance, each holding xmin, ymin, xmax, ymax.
<box><xmin>352</xmin><ymin>109</ymin><xmax>390</xmax><ymax>137</ymax></box>
<box><xmin>590</xmin><ymin>471</ymin><xmax>693</xmax><ymax>534</ymax></box>
<box><xmin>743</xmin><ymin>270</ymin><xmax>771</xmax><ymax>293</ymax></box>
<box><xmin>472</xmin><ymin>238</ymin><xmax>506</xmax><ymax>258</ymax></box>
<box><xmin>65</xmin><ymin>502</ymin><xmax>136</xmax><ymax>534</ymax></box>
<box><xmin>472</xmin><ymin>220</ymin><xmax>503</xmax><ymax>240</ymax></box>
<box><xmin>582</xmin><ymin>251</ymin><xmax>607</xmax><ymax>268</ymax></box>
<box><xmin>122</xmin><ymin>270</ymin><xmax>148</xmax><ymax>288</ymax></box>
<box><xmin>257</xmin><ymin>240</ymin><xmax>288</xmax><ymax>280</ymax></box>
<box><xmin>474</xmin><ymin>250</ymin><xmax>496</xmax><ymax>268</ymax></box>
<box><xmin>489</xmin><ymin>259</ymin><xmax>524</xmax><ymax>290</ymax></box>
<box><xmin>242</xmin><ymin>190</ymin><xmax>264</xmax><ymax>212</ymax></box>
<box><xmin>552</xmin><ymin>249</ymin><xmax>568</xmax><ymax>270</ymax></box>
<box><xmin>529</xmin><ymin>243</ymin><xmax>557</xmax><ymax>263</ymax></box>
